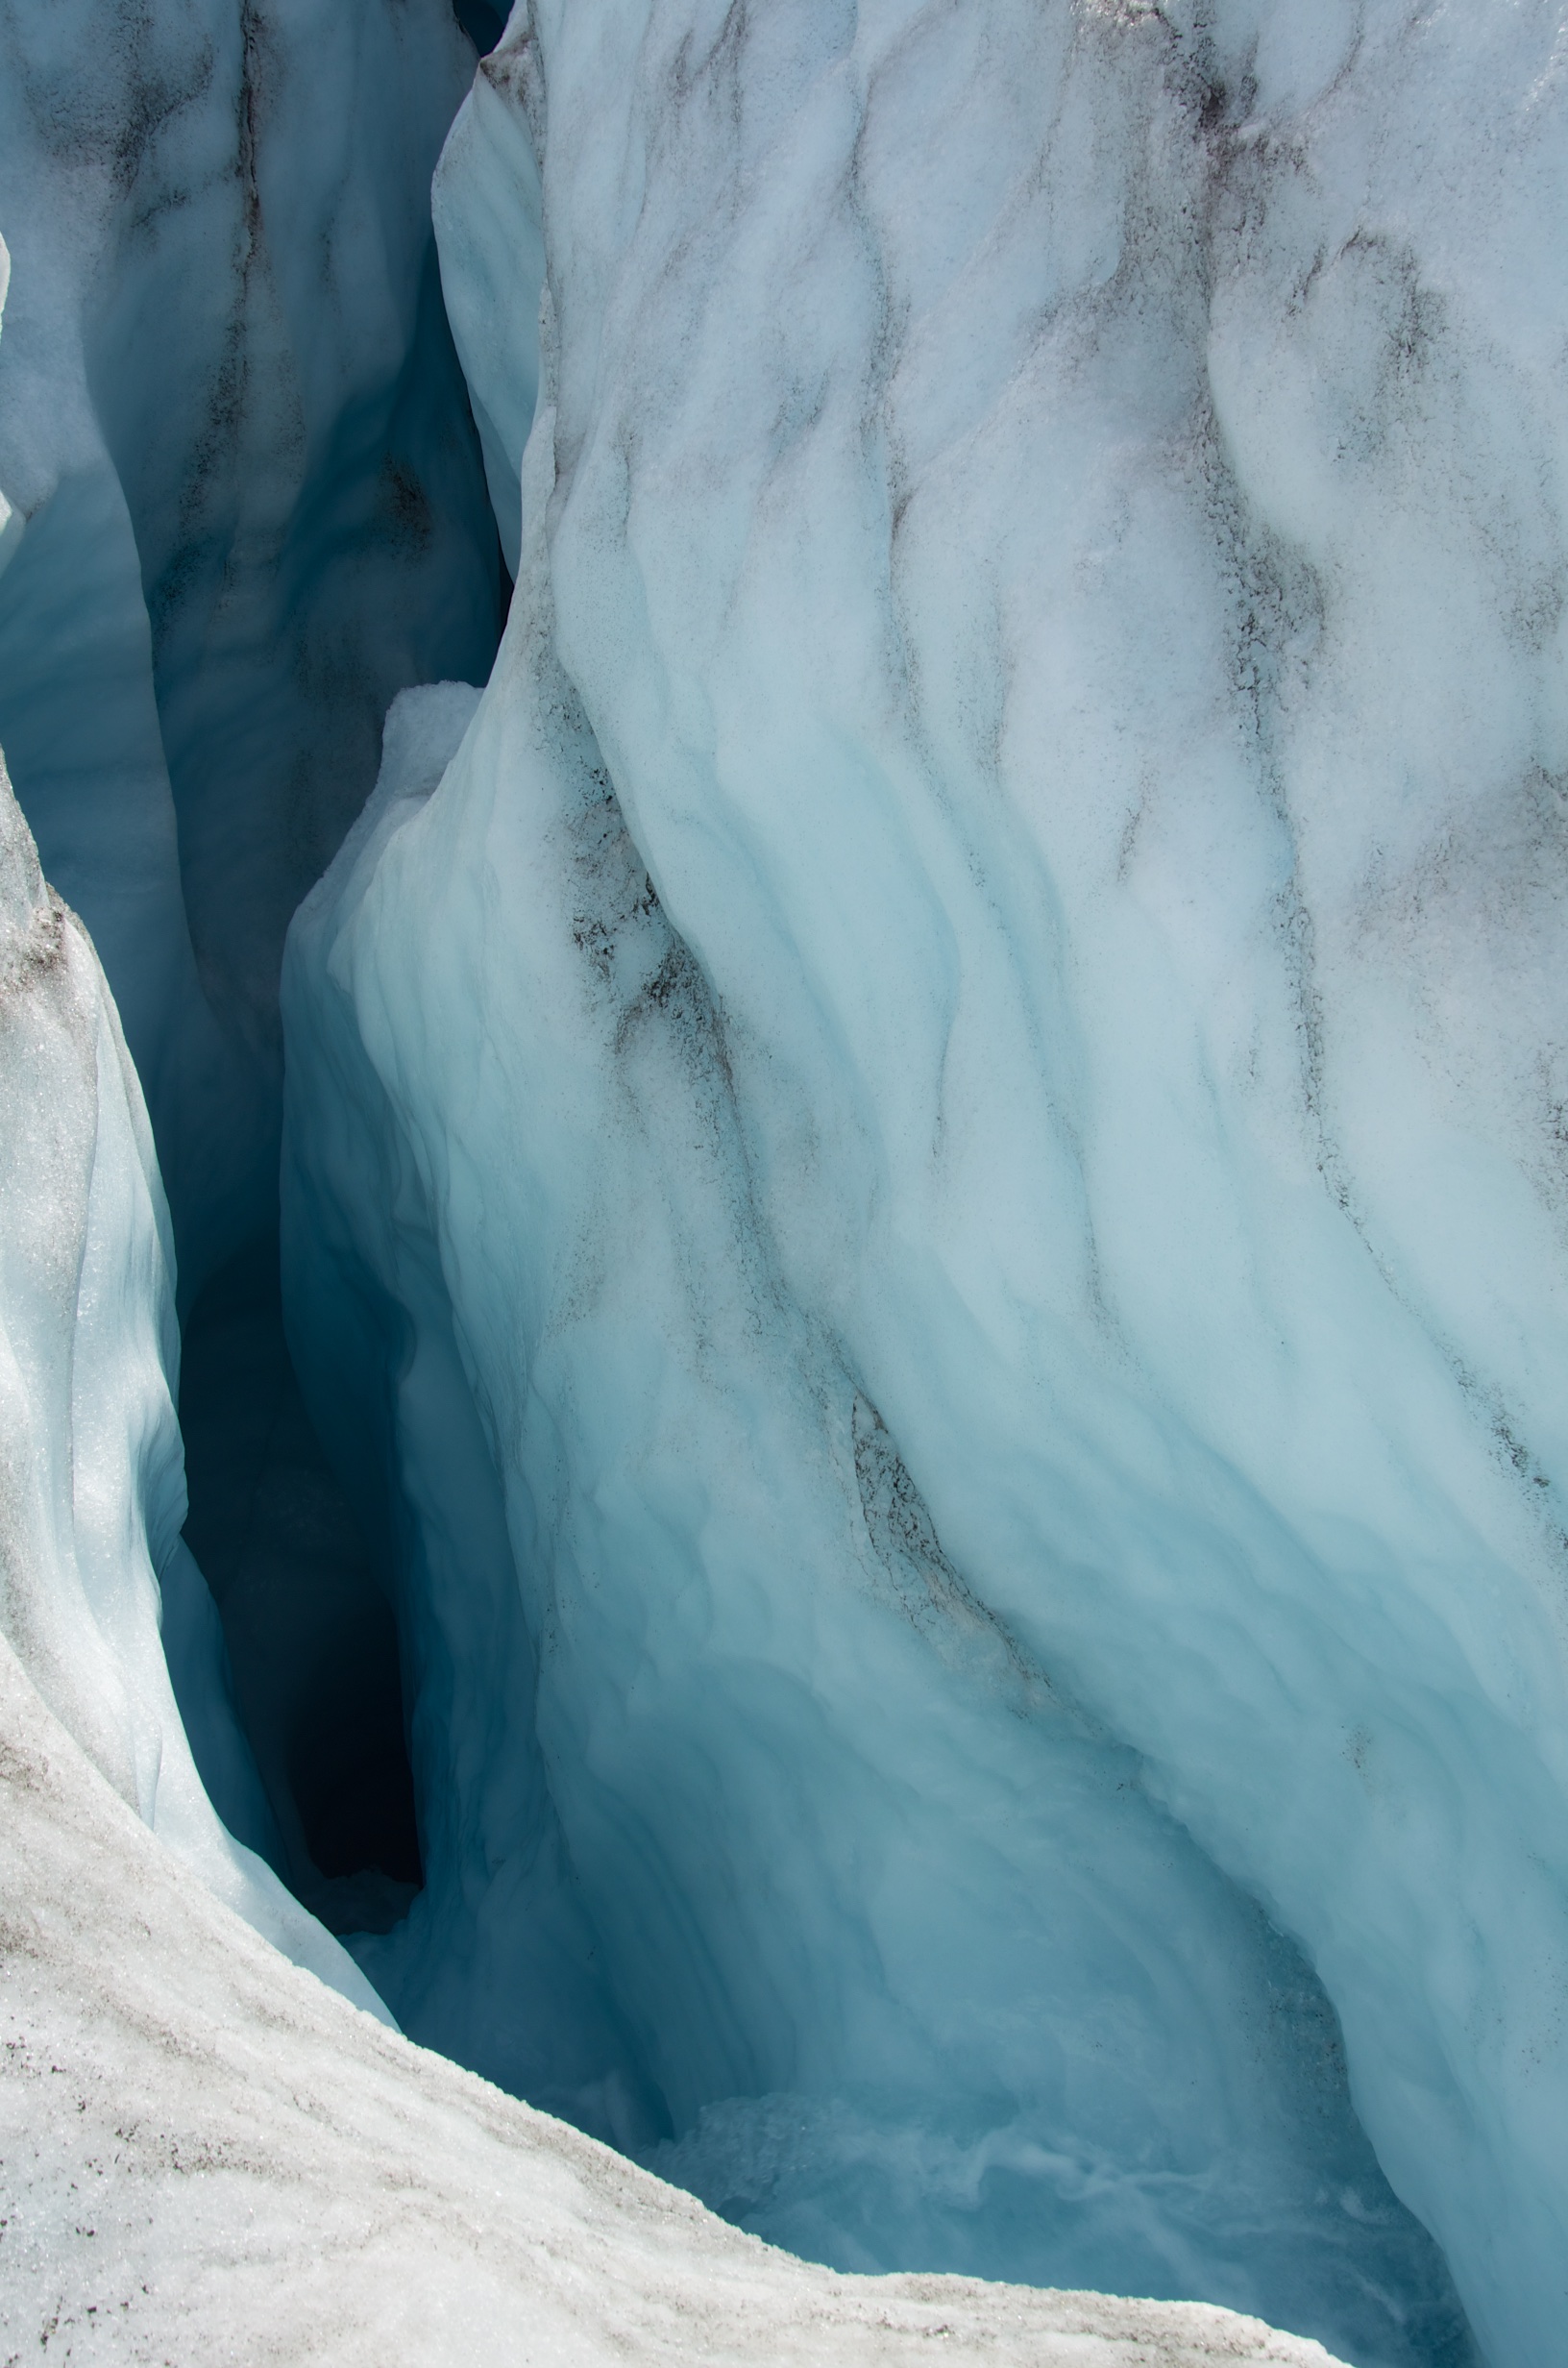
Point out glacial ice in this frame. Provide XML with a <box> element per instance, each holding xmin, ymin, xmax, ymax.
<box><xmin>276</xmin><ymin>3</ymin><xmax>1568</xmax><ymax>2364</ymax></box>
<box><xmin>0</xmin><ymin>0</ymin><xmax>1563</xmax><ymax>2360</ymax></box>
<box><xmin>0</xmin><ymin>1629</ymin><xmax>1352</xmax><ymax>2368</ymax></box>
<box><xmin>0</xmin><ymin>724</ymin><xmax>385</xmax><ymax>2020</ymax></box>
<box><xmin>0</xmin><ymin>0</ymin><xmax>500</xmax><ymax>1297</ymax></box>
<box><xmin>0</xmin><ymin>0</ymin><xmax>486</xmax><ymax>2015</ymax></box>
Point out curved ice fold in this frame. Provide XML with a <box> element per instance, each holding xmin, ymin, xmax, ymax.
<box><xmin>433</xmin><ymin>44</ymin><xmax>545</xmax><ymax>578</ymax></box>
<box><xmin>282</xmin><ymin>1</ymin><xmax>1568</xmax><ymax>2361</ymax></box>
<box><xmin>282</xmin><ymin>537</ymin><xmax>1460</xmax><ymax>2368</ymax></box>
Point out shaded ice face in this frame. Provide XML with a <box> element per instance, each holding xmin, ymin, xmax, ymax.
<box><xmin>283</xmin><ymin>5</ymin><xmax>1568</xmax><ymax>2363</ymax></box>
<box><xmin>0</xmin><ymin>0</ymin><xmax>501</xmax><ymax>1298</ymax></box>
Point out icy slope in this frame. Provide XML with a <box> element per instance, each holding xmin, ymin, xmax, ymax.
<box><xmin>0</xmin><ymin>744</ymin><xmax>383</xmax><ymax>2019</ymax></box>
<box><xmin>282</xmin><ymin>549</ymin><xmax>1458</xmax><ymax>2367</ymax></box>
<box><xmin>0</xmin><ymin>0</ymin><xmax>499</xmax><ymax>1294</ymax></box>
<box><xmin>0</xmin><ymin>1621</ymin><xmax>1347</xmax><ymax>2368</ymax></box>
<box><xmin>282</xmin><ymin>3</ymin><xmax>1568</xmax><ymax>2363</ymax></box>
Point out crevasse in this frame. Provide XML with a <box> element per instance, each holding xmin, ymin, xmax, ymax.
<box><xmin>3</xmin><ymin>3</ymin><xmax>1567</xmax><ymax>2366</ymax></box>
<box><xmin>284</xmin><ymin>4</ymin><xmax>1568</xmax><ymax>2365</ymax></box>
<box><xmin>0</xmin><ymin>0</ymin><xmax>504</xmax><ymax>1940</ymax></box>
<box><xmin>0</xmin><ymin>719</ymin><xmax>388</xmax><ymax>2019</ymax></box>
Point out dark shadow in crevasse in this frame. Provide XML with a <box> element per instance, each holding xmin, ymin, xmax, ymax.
<box><xmin>452</xmin><ymin>0</ymin><xmax>506</xmax><ymax>56</ymax></box>
<box><xmin>180</xmin><ymin>1232</ymin><xmax>422</xmax><ymax>1936</ymax></box>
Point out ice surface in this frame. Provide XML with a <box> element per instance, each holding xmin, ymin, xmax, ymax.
<box><xmin>0</xmin><ymin>1631</ymin><xmax>1348</xmax><ymax>2364</ymax></box>
<box><xmin>0</xmin><ymin>0</ymin><xmax>500</xmax><ymax>1297</ymax></box>
<box><xmin>158</xmin><ymin>1533</ymin><xmax>287</xmax><ymax>1875</ymax></box>
<box><xmin>282</xmin><ymin>644</ymin><xmax>1458</xmax><ymax>2356</ymax></box>
<box><xmin>432</xmin><ymin>51</ymin><xmax>544</xmax><ymax>580</ymax></box>
<box><xmin>0</xmin><ymin>730</ymin><xmax>385</xmax><ymax>2021</ymax></box>
<box><xmin>280</xmin><ymin>4</ymin><xmax>1568</xmax><ymax>2363</ymax></box>
<box><xmin>0</xmin><ymin>0</ymin><xmax>1560</xmax><ymax>2356</ymax></box>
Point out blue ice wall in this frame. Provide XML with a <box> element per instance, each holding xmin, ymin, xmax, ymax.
<box><xmin>4</xmin><ymin>2</ymin><xmax>1564</xmax><ymax>2363</ymax></box>
<box><xmin>0</xmin><ymin>0</ymin><xmax>502</xmax><ymax>2010</ymax></box>
<box><xmin>281</xmin><ymin>6</ymin><xmax>1568</xmax><ymax>2364</ymax></box>
<box><xmin>0</xmin><ymin>0</ymin><xmax>501</xmax><ymax>1295</ymax></box>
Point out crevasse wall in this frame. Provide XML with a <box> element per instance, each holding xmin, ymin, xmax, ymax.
<box><xmin>0</xmin><ymin>216</ymin><xmax>392</xmax><ymax>2019</ymax></box>
<box><xmin>0</xmin><ymin>721</ymin><xmax>387</xmax><ymax>2021</ymax></box>
<box><xmin>286</xmin><ymin>649</ymin><xmax>1472</xmax><ymax>2368</ymax></box>
<box><xmin>0</xmin><ymin>0</ymin><xmax>504</xmax><ymax>1950</ymax></box>
<box><xmin>283</xmin><ymin>3</ymin><xmax>1568</xmax><ymax>2360</ymax></box>
<box><xmin>0</xmin><ymin>0</ymin><xmax>500</xmax><ymax>1295</ymax></box>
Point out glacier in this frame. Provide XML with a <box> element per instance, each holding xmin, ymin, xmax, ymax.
<box><xmin>0</xmin><ymin>0</ymin><xmax>501</xmax><ymax>1295</ymax></box>
<box><xmin>0</xmin><ymin>718</ymin><xmax>387</xmax><ymax>2020</ymax></box>
<box><xmin>282</xmin><ymin>1</ymin><xmax>1568</xmax><ymax>2363</ymax></box>
<box><xmin>0</xmin><ymin>1626</ymin><xmax>1350</xmax><ymax>2368</ymax></box>
<box><xmin>2</xmin><ymin>0</ymin><xmax>1567</xmax><ymax>2362</ymax></box>
<box><xmin>0</xmin><ymin>0</ymin><xmax>505</xmax><ymax>1936</ymax></box>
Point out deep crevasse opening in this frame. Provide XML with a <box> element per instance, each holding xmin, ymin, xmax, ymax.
<box><xmin>5</xmin><ymin>4</ymin><xmax>1568</xmax><ymax>2367</ymax></box>
<box><xmin>0</xmin><ymin>0</ymin><xmax>502</xmax><ymax>1987</ymax></box>
<box><xmin>179</xmin><ymin>1231</ymin><xmax>424</xmax><ymax>1935</ymax></box>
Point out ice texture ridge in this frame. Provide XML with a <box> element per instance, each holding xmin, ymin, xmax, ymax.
<box><xmin>282</xmin><ymin>1</ymin><xmax>1568</xmax><ymax>2362</ymax></box>
<box><xmin>0</xmin><ymin>0</ymin><xmax>500</xmax><ymax>1299</ymax></box>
